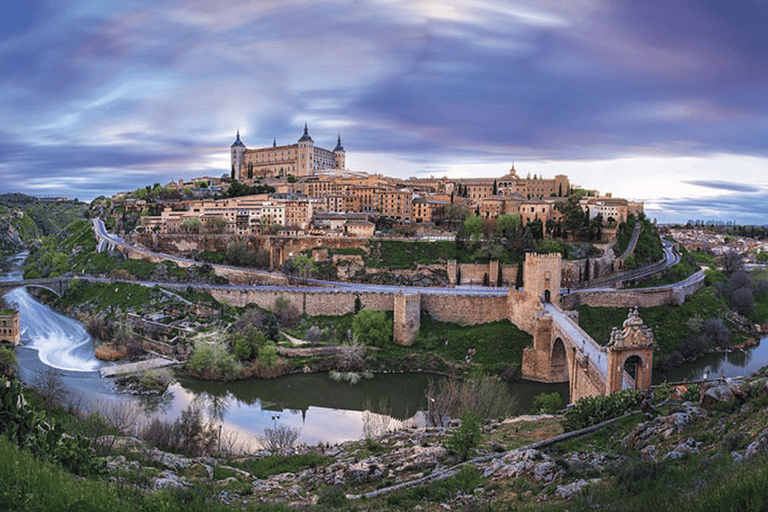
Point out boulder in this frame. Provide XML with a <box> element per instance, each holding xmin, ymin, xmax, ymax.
<box><xmin>745</xmin><ymin>429</ymin><xmax>768</xmax><ymax>460</ymax></box>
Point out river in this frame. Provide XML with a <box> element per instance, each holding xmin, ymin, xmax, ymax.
<box><xmin>3</xmin><ymin>252</ymin><xmax>567</xmax><ymax>448</ymax></box>
<box><xmin>7</xmin><ymin>251</ymin><xmax>764</xmax><ymax>449</ymax></box>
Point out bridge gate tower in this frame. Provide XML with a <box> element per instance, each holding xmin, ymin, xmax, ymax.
<box><xmin>606</xmin><ymin>307</ymin><xmax>654</xmax><ymax>392</ymax></box>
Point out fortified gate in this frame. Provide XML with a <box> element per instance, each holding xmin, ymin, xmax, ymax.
<box><xmin>518</xmin><ymin>253</ymin><xmax>654</xmax><ymax>402</ymax></box>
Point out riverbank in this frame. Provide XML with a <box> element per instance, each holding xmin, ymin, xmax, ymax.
<box><xmin>6</xmin><ymin>365</ymin><xmax>768</xmax><ymax>511</ymax></box>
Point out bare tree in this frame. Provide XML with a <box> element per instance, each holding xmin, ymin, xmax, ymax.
<box><xmin>35</xmin><ymin>368</ymin><xmax>67</xmax><ymax>411</ymax></box>
<box><xmin>258</xmin><ymin>422</ymin><xmax>300</xmax><ymax>452</ymax></box>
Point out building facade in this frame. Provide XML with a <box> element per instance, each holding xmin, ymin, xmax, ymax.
<box><xmin>231</xmin><ymin>125</ymin><xmax>345</xmax><ymax>181</ymax></box>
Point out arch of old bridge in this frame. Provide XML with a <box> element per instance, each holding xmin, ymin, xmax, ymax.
<box><xmin>0</xmin><ymin>278</ymin><xmax>67</xmax><ymax>297</ymax></box>
<box><xmin>519</xmin><ymin>253</ymin><xmax>654</xmax><ymax>402</ymax></box>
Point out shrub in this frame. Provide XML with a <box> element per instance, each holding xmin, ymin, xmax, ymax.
<box><xmin>532</xmin><ymin>391</ymin><xmax>563</xmax><ymax>414</ymax></box>
<box><xmin>352</xmin><ymin>309</ymin><xmax>392</xmax><ymax>347</ymax></box>
<box><xmin>258</xmin><ymin>423</ymin><xmax>300</xmax><ymax>452</ymax></box>
<box><xmin>443</xmin><ymin>411</ymin><xmax>482</xmax><ymax>461</ymax></box>
<box><xmin>561</xmin><ymin>389</ymin><xmax>643</xmax><ymax>432</ymax></box>
<box><xmin>188</xmin><ymin>341</ymin><xmax>241</xmax><ymax>380</ymax></box>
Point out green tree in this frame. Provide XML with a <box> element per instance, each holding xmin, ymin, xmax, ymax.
<box><xmin>293</xmin><ymin>254</ymin><xmax>316</xmax><ymax>282</ymax></box>
<box><xmin>463</xmin><ymin>215</ymin><xmax>484</xmax><ymax>243</ymax></box>
<box><xmin>496</xmin><ymin>213</ymin><xmax>521</xmax><ymax>235</ymax></box>
<box><xmin>264</xmin><ymin>313</ymin><xmax>280</xmax><ymax>342</ymax></box>
<box><xmin>182</xmin><ymin>217</ymin><xmax>202</xmax><ymax>233</ymax></box>
<box><xmin>352</xmin><ymin>309</ymin><xmax>392</xmax><ymax>347</ymax></box>
<box><xmin>52</xmin><ymin>252</ymin><xmax>69</xmax><ymax>274</ymax></box>
<box><xmin>532</xmin><ymin>392</ymin><xmax>562</xmax><ymax>414</ymax></box>
<box><xmin>232</xmin><ymin>335</ymin><xmax>253</xmax><ymax>361</ymax></box>
<box><xmin>444</xmin><ymin>411</ymin><xmax>481</xmax><ymax>461</ymax></box>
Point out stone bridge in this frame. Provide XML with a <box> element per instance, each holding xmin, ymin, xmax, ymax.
<box><xmin>0</xmin><ymin>278</ymin><xmax>69</xmax><ymax>297</ymax></box>
<box><xmin>516</xmin><ymin>254</ymin><xmax>654</xmax><ymax>402</ymax></box>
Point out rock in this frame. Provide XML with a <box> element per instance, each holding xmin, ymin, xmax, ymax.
<box><xmin>154</xmin><ymin>470</ymin><xmax>188</xmax><ymax>490</ymax></box>
<box><xmin>640</xmin><ymin>445</ymin><xmax>657</xmax><ymax>461</ymax></box>
<box><xmin>623</xmin><ymin>405</ymin><xmax>704</xmax><ymax>450</ymax></box>
<box><xmin>144</xmin><ymin>448</ymin><xmax>193</xmax><ymax>470</ymax></box>
<box><xmin>662</xmin><ymin>437</ymin><xmax>701</xmax><ymax>459</ymax></box>
<box><xmin>345</xmin><ymin>459</ymin><xmax>383</xmax><ymax>482</ymax></box>
<box><xmin>731</xmin><ymin>451</ymin><xmax>743</xmax><ymax>463</ymax></box>
<box><xmin>745</xmin><ymin>429</ymin><xmax>768</xmax><ymax>460</ymax></box>
<box><xmin>701</xmin><ymin>384</ymin><xmax>735</xmax><ymax>409</ymax></box>
<box><xmin>554</xmin><ymin>479</ymin><xmax>600</xmax><ymax>500</ymax></box>
<box><xmin>486</xmin><ymin>449</ymin><xmax>564</xmax><ymax>484</ymax></box>
<box><xmin>387</xmin><ymin>445</ymin><xmax>447</xmax><ymax>473</ymax></box>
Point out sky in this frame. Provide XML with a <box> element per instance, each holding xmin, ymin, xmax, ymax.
<box><xmin>2</xmin><ymin>0</ymin><xmax>768</xmax><ymax>225</ymax></box>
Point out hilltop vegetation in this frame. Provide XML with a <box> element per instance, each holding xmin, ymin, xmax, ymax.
<box><xmin>0</xmin><ymin>193</ymin><xmax>87</xmax><ymax>251</ymax></box>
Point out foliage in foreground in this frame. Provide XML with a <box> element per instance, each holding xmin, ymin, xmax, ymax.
<box><xmin>561</xmin><ymin>389</ymin><xmax>644</xmax><ymax>432</ymax></box>
<box><xmin>0</xmin><ymin>376</ymin><xmax>103</xmax><ymax>476</ymax></box>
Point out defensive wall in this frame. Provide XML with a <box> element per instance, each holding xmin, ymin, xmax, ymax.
<box><xmin>203</xmin><ymin>287</ymin><xmax>511</xmax><ymax>345</ymax></box>
<box><xmin>561</xmin><ymin>271</ymin><xmax>705</xmax><ymax>309</ymax></box>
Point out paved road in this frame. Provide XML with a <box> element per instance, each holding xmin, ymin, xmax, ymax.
<box><xmin>92</xmin><ymin>218</ymin><xmax>688</xmax><ymax>297</ymax></box>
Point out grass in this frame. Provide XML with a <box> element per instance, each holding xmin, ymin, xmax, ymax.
<box><xmin>365</xmin><ymin>240</ymin><xmax>458</xmax><ymax>269</ymax></box>
<box><xmin>413</xmin><ymin>314</ymin><xmax>533</xmax><ymax>374</ymax></box>
<box><xmin>228</xmin><ymin>452</ymin><xmax>330</xmax><ymax>479</ymax></box>
<box><xmin>576</xmin><ymin>285</ymin><xmax>730</xmax><ymax>356</ymax></box>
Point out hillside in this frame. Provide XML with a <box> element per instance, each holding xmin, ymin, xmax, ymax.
<box><xmin>3</xmin><ymin>369</ymin><xmax>768</xmax><ymax>511</ymax></box>
<box><xmin>0</xmin><ymin>193</ymin><xmax>87</xmax><ymax>250</ymax></box>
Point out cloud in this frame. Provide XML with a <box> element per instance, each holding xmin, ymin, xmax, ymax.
<box><xmin>682</xmin><ymin>181</ymin><xmax>762</xmax><ymax>193</ymax></box>
<box><xmin>1</xmin><ymin>0</ymin><xmax>768</xmax><ymax>225</ymax></box>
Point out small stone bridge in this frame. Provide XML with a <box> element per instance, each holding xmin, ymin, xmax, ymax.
<box><xmin>0</xmin><ymin>278</ymin><xmax>69</xmax><ymax>297</ymax></box>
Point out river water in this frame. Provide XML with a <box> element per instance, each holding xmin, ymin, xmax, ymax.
<box><xmin>7</xmin><ymin>251</ymin><xmax>765</xmax><ymax>449</ymax></box>
<box><xmin>3</xmin><ymin>252</ymin><xmax>566</xmax><ymax>448</ymax></box>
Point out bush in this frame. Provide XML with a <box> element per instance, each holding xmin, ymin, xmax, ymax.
<box><xmin>443</xmin><ymin>411</ymin><xmax>482</xmax><ymax>461</ymax></box>
<box><xmin>561</xmin><ymin>389</ymin><xmax>643</xmax><ymax>432</ymax></box>
<box><xmin>188</xmin><ymin>341</ymin><xmax>241</xmax><ymax>380</ymax></box>
<box><xmin>532</xmin><ymin>391</ymin><xmax>563</xmax><ymax>414</ymax></box>
<box><xmin>258</xmin><ymin>423</ymin><xmax>300</xmax><ymax>452</ymax></box>
<box><xmin>352</xmin><ymin>309</ymin><xmax>392</xmax><ymax>347</ymax></box>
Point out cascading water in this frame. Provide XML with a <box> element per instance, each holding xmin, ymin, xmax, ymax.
<box><xmin>4</xmin><ymin>287</ymin><xmax>102</xmax><ymax>372</ymax></box>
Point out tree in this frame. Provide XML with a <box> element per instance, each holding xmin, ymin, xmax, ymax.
<box><xmin>182</xmin><ymin>217</ymin><xmax>202</xmax><ymax>233</ymax></box>
<box><xmin>444</xmin><ymin>411</ymin><xmax>481</xmax><ymax>462</ymax></box>
<box><xmin>496</xmin><ymin>213</ymin><xmax>521</xmax><ymax>235</ymax></box>
<box><xmin>264</xmin><ymin>313</ymin><xmax>280</xmax><ymax>342</ymax></box>
<box><xmin>532</xmin><ymin>392</ymin><xmax>562</xmax><ymax>414</ymax></box>
<box><xmin>464</xmin><ymin>216</ymin><xmax>483</xmax><ymax>242</ymax></box>
<box><xmin>352</xmin><ymin>309</ymin><xmax>392</xmax><ymax>347</ymax></box>
<box><xmin>515</xmin><ymin>262</ymin><xmax>524</xmax><ymax>289</ymax></box>
<box><xmin>293</xmin><ymin>254</ymin><xmax>316</xmax><ymax>283</ymax></box>
<box><xmin>205</xmin><ymin>216</ymin><xmax>228</xmax><ymax>234</ymax></box>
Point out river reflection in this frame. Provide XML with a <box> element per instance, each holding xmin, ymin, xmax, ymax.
<box><xmin>655</xmin><ymin>337</ymin><xmax>768</xmax><ymax>383</ymax></box>
<box><xmin>1</xmin><ymin>250</ymin><xmax>568</xmax><ymax>447</ymax></box>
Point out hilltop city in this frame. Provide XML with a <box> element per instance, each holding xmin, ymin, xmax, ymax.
<box><xmin>106</xmin><ymin>125</ymin><xmax>643</xmax><ymax>241</ymax></box>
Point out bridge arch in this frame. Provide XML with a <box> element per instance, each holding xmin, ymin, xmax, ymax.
<box><xmin>549</xmin><ymin>337</ymin><xmax>568</xmax><ymax>381</ymax></box>
<box><xmin>619</xmin><ymin>353</ymin><xmax>648</xmax><ymax>390</ymax></box>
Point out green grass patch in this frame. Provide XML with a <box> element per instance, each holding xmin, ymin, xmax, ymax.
<box><xmin>366</xmin><ymin>240</ymin><xmax>457</xmax><ymax>269</ymax></box>
<box><xmin>576</xmin><ymin>285</ymin><xmax>729</xmax><ymax>356</ymax></box>
<box><xmin>229</xmin><ymin>452</ymin><xmax>330</xmax><ymax>479</ymax></box>
<box><xmin>414</xmin><ymin>315</ymin><xmax>532</xmax><ymax>374</ymax></box>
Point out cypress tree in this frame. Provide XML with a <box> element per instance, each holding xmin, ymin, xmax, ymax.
<box><xmin>516</xmin><ymin>262</ymin><xmax>524</xmax><ymax>289</ymax></box>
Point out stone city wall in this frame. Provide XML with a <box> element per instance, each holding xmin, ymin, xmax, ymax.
<box><xmin>421</xmin><ymin>294</ymin><xmax>509</xmax><ymax>325</ymax></box>
<box><xmin>561</xmin><ymin>274</ymin><xmax>704</xmax><ymax>309</ymax></box>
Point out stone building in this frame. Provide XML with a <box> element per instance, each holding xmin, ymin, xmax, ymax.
<box><xmin>0</xmin><ymin>308</ymin><xmax>20</xmax><ymax>347</ymax></box>
<box><xmin>231</xmin><ymin>125</ymin><xmax>345</xmax><ymax>180</ymax></box>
